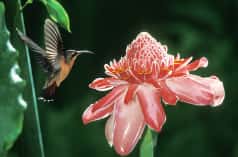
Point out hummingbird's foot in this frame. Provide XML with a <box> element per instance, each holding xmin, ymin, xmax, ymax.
<box><xmin>38</xmin><ymin>97</ymin><xmax>55</xmax><ymax>102</ymax></box>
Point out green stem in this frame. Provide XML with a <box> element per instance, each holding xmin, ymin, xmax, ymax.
<box><xmin>140</xmin><ymin>128</ymin><xmax>154</xmax><ymax>157</ymax></box>
<box><xmin>152</xmin><ymin>131</ymin><xmax>158</xmax><ymax>156</ymax></box>
<box><xmin>17</xmin><ymin>0</ymin><xmax>45</xmax><ymax>157</ymax></box>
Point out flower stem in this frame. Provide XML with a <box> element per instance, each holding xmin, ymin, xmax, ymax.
<box><xmin>140</xmin><ymin>128</ymin><xmax>154</xmax><ymax>157</ymax></box>
<box><xmin>17</xmin><ymin>0</ymin><xmax>45</xmax><ymax>157</ymax></box>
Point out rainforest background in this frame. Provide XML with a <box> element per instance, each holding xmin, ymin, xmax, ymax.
<box><xmin>1</xmin><ymin>0</ymin><xmax>237</xmax><ymax>157</ymax></box>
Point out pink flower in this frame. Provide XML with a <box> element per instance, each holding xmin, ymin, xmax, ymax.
<box><xmin>82</xmin><ymin>32</ymin><xmax>225</xmax><ymax>156</ymax></box>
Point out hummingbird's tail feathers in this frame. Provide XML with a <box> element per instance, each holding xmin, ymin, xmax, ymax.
<box><xmin>38</xmin><ymin>82</ymin><xmax>57</xmax><ymax>102</ymax></box>
<box><xmin>16</xmin><ymin>28</ymin><xmax>45</xmax><ymax>54</ymax></box>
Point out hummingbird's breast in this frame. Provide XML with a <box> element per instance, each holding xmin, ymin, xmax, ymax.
<box><xmin>56</xmin><ymin>57</ymin><xmax>75</xmax><ymax>86</ymax></box>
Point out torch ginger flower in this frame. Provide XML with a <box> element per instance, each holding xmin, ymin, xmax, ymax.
<box><xmin>82</xmin><ymin>32</ymin><xmax>225</xmax><ymax>156</ymax></box>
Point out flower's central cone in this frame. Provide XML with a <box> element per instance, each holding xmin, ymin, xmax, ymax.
<box><xmin>104</xmin><ymin>32</ymin><xmax>175</xmax><ymax>82</ymax></box>
<box><xmin>126</xmin><ymin>32</ymin><xmax>173</xmax><ymax>69</ymax></box>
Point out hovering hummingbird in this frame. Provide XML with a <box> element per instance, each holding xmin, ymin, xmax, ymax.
<box><xmin>17</xmin><ymin>19</ymin><xmax>93</xmax><ymax>102</ymax></box>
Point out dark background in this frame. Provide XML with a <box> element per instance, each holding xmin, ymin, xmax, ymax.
<box><xmin>6</xmin><ymin>0</ymin><xmax>238</xmax><ymax>157</ymax></box>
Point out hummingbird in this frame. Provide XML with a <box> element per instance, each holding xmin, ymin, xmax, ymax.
<box><xmin>17</xmin><ymin>19</ymin><xmax>93</xmax><ymax>102</ymax></box>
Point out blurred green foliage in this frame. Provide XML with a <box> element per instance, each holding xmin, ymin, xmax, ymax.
<box><xmin>4</xmin><ymin>0</ymin><xmax>71</xmax><ymax>156</ymax></box>
<box><xmin>0</xmin><ymin>2</ymin><xmax>26</xmax><ymax>157</ymax></box>
<box><xmin>1</xmin><ymin>0</ymin><xmax>237</xmax><ymax>157</ymax></box>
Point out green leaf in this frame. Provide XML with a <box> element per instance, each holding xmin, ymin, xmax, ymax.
<box><xmin>21</xmin><ymin>0</ymin><xmax>33</xmax><ymax>10</ymax></box>
<box><xmin>0</xmin><ymin>2</ymin><xmax>27</xmax><ymax>157</ymax></box>
<box><xmin>19</xmin><ymin>0</ymin><xmax>71</xmax><ymax>32</ymax></box>
<box><xmin>140</xmin><ymin>128</ymin><xmax>154</xmax><ymax>157</ymax></box>
<box><xmin>41</xmin><ymin>0</ymin><xmax>71</xmax><ymax>32</ymax></box>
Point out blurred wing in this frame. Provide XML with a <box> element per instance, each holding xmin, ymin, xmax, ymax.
<box><xmin>17</xmin><ymin>29</ymin><xmax>58</xmax><ymax>74</ymax></box>
<box><xmin>44</xmin><ymin>19</ymin><xmax>64</xmax><ymax>64</ymax></box>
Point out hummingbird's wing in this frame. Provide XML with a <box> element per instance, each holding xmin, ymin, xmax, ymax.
<box><xmin>16</xmin><ymin>29</ymin><xmax>59</xmax><ymax>74</ymax></box>
<box><xmin>44</xmin><ymin>19</ymin><xmax>64</xmax><ymax>69</ymax></box>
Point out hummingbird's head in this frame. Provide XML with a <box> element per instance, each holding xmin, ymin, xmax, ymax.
<box><xmin>65</xmin><ymin>50</ymin><xmax>94</xmax><ymax>63</ymax></box>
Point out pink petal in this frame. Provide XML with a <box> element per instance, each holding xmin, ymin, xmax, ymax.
<box><xmin>89</xmin><ymin>77</ymin><xmax>127</xmax><ymax>91</ymax></box>
<box><xmin>113</xmin><ymin>97</ymin><xmax>145</xmax><ymax>156</ymax></box>
<box><xmin>186</xmin><ymin>57</ymin><xmax>208</xmax><ymax>71</ymax></box>
<box><xmin>105</xmin><ymin>115</ymin><xmax>115</xmax><ymax>147</ymax></box>
<box><xmin>124</xmin><ymin>84</ymin><xmax>138</xmax><ymax>104</ymax></box>
<box><xmin>174</xmin><ymin>57</ymin><xmax>193</xmax><ymax>72</ymax></box>
<box><xmin>165</xmin><ymin>74</ymin><xmax>225</xmax><ymax>106</ymax></box>
<box><xmin>82</xmin><ymin>86</ymin><xmax>126</xmax><ymax>124</ymax></box>
<box><xmin>136</xmin><ymin>84</ymin><xmax>166</xmax><ymax>132</ymax></box>
<box><xmin>150</xmin><ymin>61</ymin><xmax>160</xmax><ymax>80</ymax></box>
<box><xmin>160</xmin><ymin>81</ymin><xmax>178</xmax><ymax>105</ymax></box>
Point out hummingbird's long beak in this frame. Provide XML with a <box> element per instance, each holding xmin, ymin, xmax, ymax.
<box><xmin>66</xmin><ymin>50</ymin><xmax>94</xmax><ymax>55</ymax></box>
<box><xmin>75</xmin><ymin>50</ymin><xmax>94</xmax><ymax>55</ymax></box>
